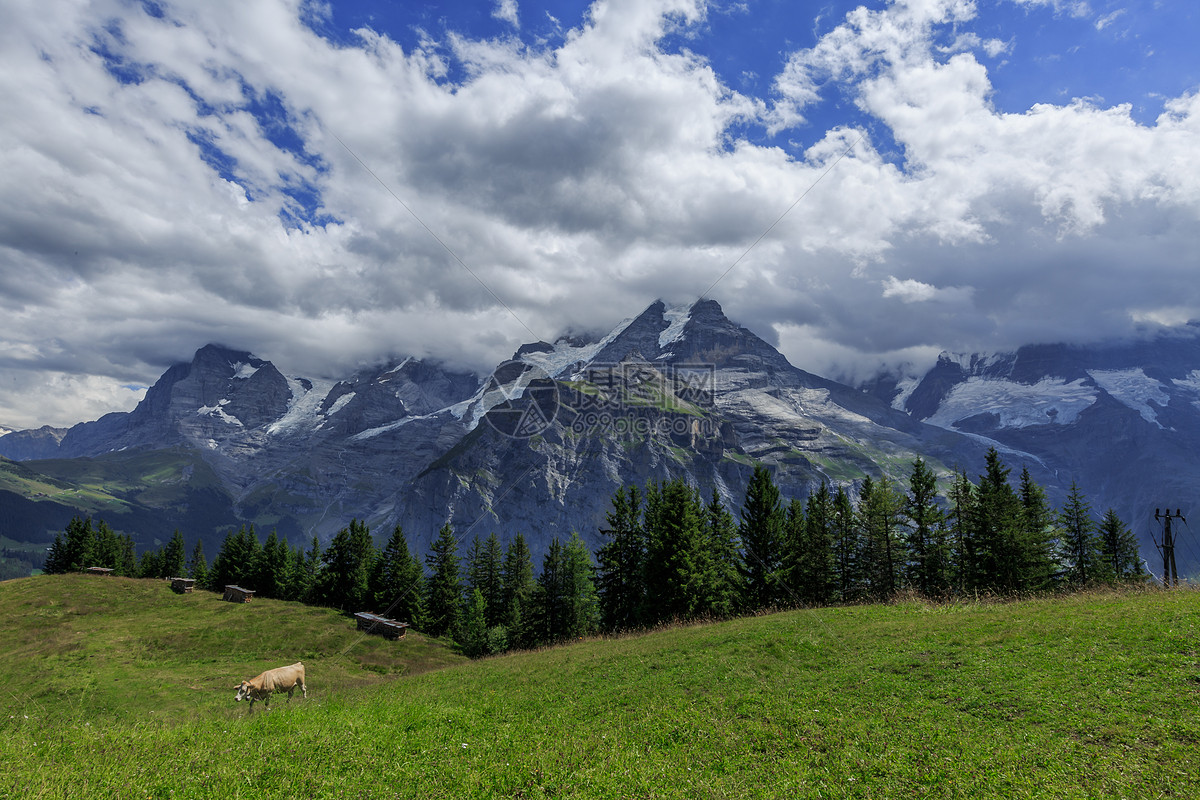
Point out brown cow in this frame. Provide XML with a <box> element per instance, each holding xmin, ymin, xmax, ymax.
<box><xmin>234</xmin><ymin>662</ymin><xmax>307</xmax><ymax>711</ymax></box>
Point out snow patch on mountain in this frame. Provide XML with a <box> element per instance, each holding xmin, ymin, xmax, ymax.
<box><xmin>231</xmin><ymin>362</ymin><xmax>260</xmax><ymax>380</ymax></box>
<box><xmin>327</xmin><ymin>392</ymin><xmax>355</xmax><ymax>416</ymax></box>
<box><xmin>378</xmin><ymin>357</ymin><xmax>414</xmax><ymax>382</ymax></box>
<box><xmin>1171</xmin><ymin>370</ymin><xmax>1200</xmax><ymax>409</ymax></box>
<box><xmin>267</xmin><ymin>378</ymin><xmax>337</xmax><ymax>435</ymax></box>
<box><xmin>1087</xmin><ymin>369</ymin><xmax>1169</xmax><ymax>426</ymax></box>
<box><xmin>197</xmin><ymin>400</ymin><xmax>243</xmax><ymax>426</ymax></box>
<box><xmin>658</xmin><ymin>303</ymin><xmax>692</xmax><ymax>349</ymax></box>
<box><xmin>351</xmin><ymin>416</ymin><xmax>419</xmax><ymax>441</ymax></box>
<box><xmin>890</xmin><ymin>376</ymin><xmax>921</xmax><ymax>411</ymax></box>
<box><xmin>522</xmin><ymin>316</ymin><xmax>637</xmax><ymax>379</ymax></box>
<box><xmin>940</xmin><ymin>352</ymin><xmax>1012</xmax><ymax>374</ymax></box>
<box><xmin>925</xmin><ymin>377</ymin><xmax>1097</xmax><ymax>430</ymax></box>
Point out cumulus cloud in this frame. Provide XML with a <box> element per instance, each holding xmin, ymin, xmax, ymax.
<box><xmin>493</xmin><ymin>0</ymin><xmax>520</xmax><ymax>28</ymax></box>
<box><xmin>0</xmin><ymin>0</ymin><xmax>1198</xmax><ymax>428</ymax></box>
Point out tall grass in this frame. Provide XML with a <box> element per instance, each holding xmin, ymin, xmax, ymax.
<box><xmin>3</xmin><ymin>576</ymin><xmax>1199</xmax><ymax>798</ymax></box>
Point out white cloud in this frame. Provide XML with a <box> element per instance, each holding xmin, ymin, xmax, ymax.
<box><xmin>1095</xmin><ymin>9</ymin><xmax>1127</xmax><ymax>30</ymax></box>
<box><xmin>493</xmin><ymin>0</ymin><xmax>520</xmax><ymax>28</ymax></box>
<box><xmin>881</xmin><ymin>277</ymin><xmax>974</xmax><ymax>304</ymax></box>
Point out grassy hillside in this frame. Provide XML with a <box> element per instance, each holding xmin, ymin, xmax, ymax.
<box><xmin>2</xmin><ymin>578</ymin><xmax>1199</xmax><ymax>798</ymax></box>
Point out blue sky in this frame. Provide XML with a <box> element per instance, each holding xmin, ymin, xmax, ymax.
<box><xmin>1</xmin><ymin>0</ymin><xmax>1199</xmax><ymax>429</ymax></box>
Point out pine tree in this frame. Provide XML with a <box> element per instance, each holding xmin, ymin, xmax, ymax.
<box><xmin>703</xmin><ymin>488</ymin><xmax>744</xmax><ymax>617</ymax></box>
<box><xmin>798</xmin><ymin>483</ymin><xmax>836</xmax><ymax>605</ymax></box>
<box><xmin>93</xmin><ymin>521</ymin><xmax>123</xmax><ymax>573</ymax></box>
<box><xmin>207</xmin><ymin>525</ymin><xmax>262</xmax><ymax>591</ymax></box>
<box><xmin>424</xmin><ymin>522</ymin><xmax>463</xmax><ymax>639</ymax></box>
<box><xmin>533</xmin><ymin>537</ymin><xmax>567</xmax><ymax>645</ymax></box>
<box><xmin>465</xmin><ymin>533</ymin><xmax>505</xmax><ymax>629</ymax></box>
<box><xmin>458</xmin><ymin>589</ymin><xmax>490</xmax><ymax>658</ymax></box>
<box><xmin>46</xmin><ymin>516</ymin><xmax>96</xmax><ymax>573</ymax></box>
<box><xmin>1096</xmin><ymin>508</ymin><xmax>1145</xmax><ymax>582</ymax></box>
<box><xmin>372</xmin><ymin>525</ymin><xmax>426</xmax><ymax>627</ymax></box>
<box><xmin>778</xmin><ymin>497</ymin><xmax>805</xmax><ymax>602</ymax></box>
<box><xmin>562</xmin><ymin>532</ymin><xmax>600</xmax><ymax>639</ymax></box>
<box><xmin>947</xmin><ymin>468</ymin><xmax>977</xmax><ymax>592</ymax></box>
<box><xmin>831</xmin><ymin>485</ymin><xmax>861</xmax><ymax>601</ymax></box>
<box><xmin>1016</xmin><ymin>467</ymin><xmax>1058</xmax><ymax>591</ymax></box>
<box><xmin>903</xmin><ymin>458</ymin><xmax>949</xmax><ymax>596</ymax></box>
<box><xmin>115</xmin><ymin>534</ymin><xmax>138</xmax><ymax>577</ymax></box>
<box><xmin>1059</xmin><ymin>482</ymin><xmax>1099</xmax><ymax>586</ymax></box>
<box><xmin>596</xmin><ymin>485</ymin><xmax>646</xmax><ymax>631</ymax></box>
<box><xmin>642</xmin><ymin>478</ymin><xmax>708</xmax><ymax>623</ymax></box>
<box><xmin>139</xmin><ymin>549</ymin><xmax>163</xmax><ymax>579</ymax></box>
<box><xmin>314</xmin><ymin>519</ymin><xmax>376</xmax><ymax>610</ymax></box>
<box><xmin>295</xmin><ymin>535</ymin><xmax>322</xmax><ymax>603</ymax></box>
<box><xmin>501</xmin><ymin>534</ymin><xmax>535</xmax><ymax>649</ymax></box>
<box><xmin>188</xmin><ymin>539</ymin><xmax>209</xmax><ymax>585</ymax></box>
<box><xmin>162</xmin><ymin>530</ymin><xmax>187</xmax><ymax>579</ymax></box>
<box><xmin>975</xmin><ymin>449</ymin><xmax>1023</xmax><ymax>592</ymax></box>
<box><xmin>739</xmin><ymin>465</ymin><xmax>784</xmax><ymax>610</ymax></box>
<box><xmin>858</xmin><ymin>477</ymin><xmax>902</xmax><ymax>600</ymax></box>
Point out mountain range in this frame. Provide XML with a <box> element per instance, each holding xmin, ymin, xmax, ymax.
<box><xmin>2</xmin><ymin>299</ymin><xmax>1196</xmax><ymax>578</ymax></box>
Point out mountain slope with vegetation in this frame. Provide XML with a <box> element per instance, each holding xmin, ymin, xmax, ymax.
<box><xmin>2</xmin><ymin>575</ymin><xmax>1198</xmax><ymax>798</ymax></box>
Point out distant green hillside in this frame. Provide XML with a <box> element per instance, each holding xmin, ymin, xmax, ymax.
<box><xmin>0</xmin><ymin>450</ymin><xmax>240</xmax><ymax>572</ymax></box>
<box><xmin>3</xmin><ymin>577</ymin><xmax>1199</xmax><ymax>798</ymax></box>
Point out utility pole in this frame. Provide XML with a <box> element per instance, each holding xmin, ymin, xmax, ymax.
<box><xmin>1154</xmin><ymin>508</ymin><xmax>1185</xmax><ymax>587</ymax></box>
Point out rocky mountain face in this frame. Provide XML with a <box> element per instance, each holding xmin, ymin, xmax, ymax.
<box><xmin>1</xmin><ymin>299</ymin><xmax>1165</xmax><ymax>570</ymax></box>
<box><xmin>860</xmin><ymin>327</ymin><xmax>1200</xmax><ymax>577</ymax></box>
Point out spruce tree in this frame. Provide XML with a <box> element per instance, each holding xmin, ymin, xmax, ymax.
<box><xmin>704</xmin><ymin>488</ymin><xmax>744</xmax><ymax>617</ymax></box>
<box><xmin>642</xmin><ymin>478</ymin><xmax>707</xmax><ymax>623</ymax></box>
<box><xmin>188</xmin><ymin>539</ymin><xmax>209</xmax><ymax>586</ymax></box>
<box><xmin>798</xmin><ymin>483</ymin><xmax>836</xmax><ymax>605</ymax></box>
<box><xmin>314</xmin><ymin>519</ymin><xmax>376</xmax><ymax>610</ymax></box>
<box><xmin>93</xmin><ymin>521</ymin><xmax>123</xmax><ymax>573</ymax></box>
<box><xmin>116</xmin><ymin>534</ymin><xmax>138</xmax><ymax>577</ymax></box>
<box><xmin>858</xmin><ymin>477</ymin><xmax>901</xmax><ymax>600</ymax></box>
<box><xmin>139</xmin><ymin>549</ymin><xmax>163</xmax><ymax>579</ymax></box>
<box><xmin>424</xmin><ymin>522</ymin><xmax>463</xmax><ymax>639</ymax></box>
<box><xmin>562</xmin><ymin>532</ymin><xmax>600</xmax><ymax>639</ymax></box>
<box><xmin>465</xmin><ymin>533</ymin><xmax>505</xmax><ymax>629</ymax></box>
<box><xmin>501</xmin><ymin>534</ymin><xmax>535</xmax><ymax>648</ymax></box>
<box><xmin>903</xmin><ymin>458</ymin><xmax>949</xmax><ymax>596</ymax></box>
<box><xmin>256</xmin><ymin>531</ymin><xmax>291</xmax><ymax>599</ymax></box>
<box><xmin>1016</xmin><ymin>467</ymin><xmax>1058</xmax><ymax>591</ymax></box>
<box><xmin>1059</xmin><ymin>482</ymin><xmax>1099</xmax><ymax>586</ymax></box>
<box><xmin>975</xmin><ymin>449</ymin><xmax>1023</xmax><ymax>592</ymax></box>
<box><xmin>372</xmin><ymin>525</ymin><xmax>426</xmax><ymax>627</ymax></box>
<box><xmin>162</xmin><ymin>530</ymin><xmax>187</xmax><ymax>579</ymax></box>
<box><xmin>947</xmin><ymin>468</ymin><xmax>977</xmax><ymax>592</ymax></box>
<box><xmin>778</xmin><ymin>497</ymin><xmax>805</xmax><ymax>602</ymax></box>
<box><xmin>596</xmin><ymin>485</ymin><xmax>646</xmax><ymax>631</ymax></box>
<box><xmin>1096</xmin><ymin>508</ymin><xmax>1144</xmax><ymax>582</ymax></box>
<box><xmin>832</xmin><ymin>485</ymin><xmax>861</xmax><ymax>602</ymax></box>
<box><xmin>47</xmin><ymin>516</ymin><xmax>95</xmax><ymax>573</ymax></box>
<box><xmin>533</xmin><ymin>537</ymin><xmax>566</xmax><ymax>645</ymax></box>
<box><xmin>458</xmin><ymin>589</ymin><xmax>490</xmax><ymax>658</ymax></box>
<box><xmin>739</xmin><ymin>465</ymin><xmax>784</xmax><ymax>610</ymax></box>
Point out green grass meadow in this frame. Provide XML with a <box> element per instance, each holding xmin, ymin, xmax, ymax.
<box><xmin>2</xmin><ymin>575</ymin><xmax>1199</xmax><ymax>798</ymax></box>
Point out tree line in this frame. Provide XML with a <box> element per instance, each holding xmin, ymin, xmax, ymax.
<box><xmin>42</xmin><ymin>447</ymin><xmax>1146</xmax><ymax>657</ymax></box>
<box><xmin>594</xmin><ymin>449</ymin><xmax>1145</xmax><ymax>634</ymax></box>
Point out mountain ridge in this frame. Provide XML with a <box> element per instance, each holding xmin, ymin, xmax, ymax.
<box><xmin>1</xmin><ymin>299</ymin><xmax>1192</xmax><ymax>574</ymax></box>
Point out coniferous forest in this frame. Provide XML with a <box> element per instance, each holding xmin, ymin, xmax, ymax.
<box><xmin>42</xmin><ymin>448</ymin><xmax>1146</xmax><ymax>657</ymax></box>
